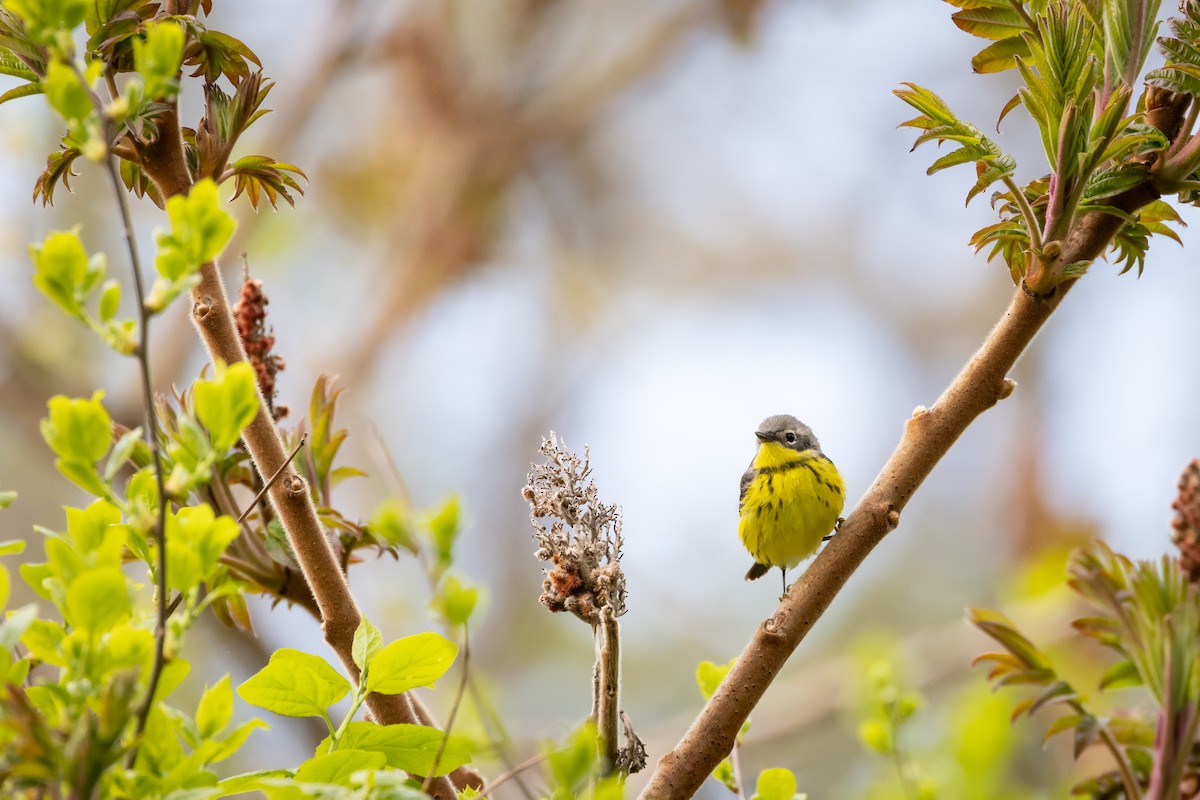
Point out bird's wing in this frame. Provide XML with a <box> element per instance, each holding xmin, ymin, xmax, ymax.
<box><xmin>738</xmin><ymin>464</ymin><xmax>755</xmax><ymax>512</ymax></box>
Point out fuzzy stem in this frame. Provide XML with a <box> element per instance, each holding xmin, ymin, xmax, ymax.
<box><xmin>136</xmin><ymin>69</ymin><xmax>459</xmax><ymax>800</ymax></box>
<box><xmin>637</xmin><ymin>175</ymin><xmax>1166</xmax><ymax>799</ymax></box>
<box><xmin>595</xmin><ymin>607</ymin><xmax>621</xmax><ymax>771</ymax></box>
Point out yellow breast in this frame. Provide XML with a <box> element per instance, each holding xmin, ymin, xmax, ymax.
<box><xmin>738</xmin><ymin>442</ymin><xmax>845</xmax><ymax>569</ymax></box>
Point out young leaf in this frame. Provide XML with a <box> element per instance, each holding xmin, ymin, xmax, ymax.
<box><xmin>40</xmin><ymin>392</ymin><xmax>112</xmax><ymax>465</ymax></box>
<box><xmin>154</xmin><ymin>178</ymin><xmax>236</xmax><ymax>280</ymax></box>
<box><xmin>237</xmin><ymin>648</ymin><xmax>350</xmax><ymax>718</ymax></box>
<box><xmin>752</xmin><ymin>767</ymin><xmax>798</xmax><ymax>800</ymax></box>
<box><xmin>132</xmin><ymin>20</ymin><xmax>184</xmax><ymax>100</ymax></box>
<box><xmin>64</xmin><ymin>567</ymin><xmax>131</xmax><ymax>633</ymax></box>
<box><xmin>326</xmin><ymin>721</ymin><xmax>473</xmax><ymax>776</ymax></box>
<box><xmin>29</xmin><ymin>229</ymin><xmax>92</xmax><ymax>317</ymax></box>
<box><xmin>194</xmin><ymin>361</ymin><xmax>259</xmax><ymax>451</ymax></box>
<box><xmin>431</xmin><ymin>575</ymin><xmax>479</xmax><ymax>628</ymax></box>
<box><xmin>364</xmin><ymin>631</ymin><xmax>459</xmax><ymax>695</ymax></box>
<box><xmin>352</xmin><ymin>615</ymin><xmax>384</xmax><ymax>673</ymax></box>
<box><xmin>696</xmin><ymin>659</ymin><xmax>735</xmax><ymax>701</ymax></box>
<box><xmin>196</xmin><ymin>675</ymin><xmax>234</xmax><ymax>739</ymax></box>
<box><xmin>293</xmin><ymin>749</ymin><xmax>387</xmax><ymax>786</ymax></box>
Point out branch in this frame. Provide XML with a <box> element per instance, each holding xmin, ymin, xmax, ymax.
<box><xmin>637</xmin><ymin>178</ymin><xmax>1165</xmax><ymax>799</ymax></box>
<box><xmin>136</xmin><ymin>71</ymin><xmax>460</xmax><ymax>800</ymax></box>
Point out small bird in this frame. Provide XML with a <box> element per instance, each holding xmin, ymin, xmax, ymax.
<box><xmin>738</xmin><ymin>414</ymin><xmax>845</xmax><ymax>596</ymax></box>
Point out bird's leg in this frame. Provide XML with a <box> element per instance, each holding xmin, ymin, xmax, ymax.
<box><xmin>780</xmin><ymin>567</ymin><xmax>788</xmax><ymax>599</ymax></box>
<box><xmin>822</xmin><ymin>517</ymin><xmax>846</xmax><ymax>543</ymax></box>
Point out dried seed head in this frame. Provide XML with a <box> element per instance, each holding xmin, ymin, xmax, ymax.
<box><xmin>525</xmin><ymin>433</ymin><xmax>626</xmax><ymax>623</ymax></box>
<box><xmin>233</xmin><ymin>273</ymin><xmax>288</xmax><ymax>421</ymax></box>
<box><xmin>1172</xmin><ymin>460</ymin><xmax>1200</xmax><ymax>583</ymax></box>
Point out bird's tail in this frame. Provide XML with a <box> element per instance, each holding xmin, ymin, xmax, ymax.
<box><xmin>744</xmin><ymin>562</ymin><xmax>770</xmax><ymax>581</ymax></box>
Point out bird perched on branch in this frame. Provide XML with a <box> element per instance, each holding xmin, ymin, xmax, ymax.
<box><xmin>739</xmin><ymin>414</ymin><xmax>845</xmax><ymax>597</ymax></box>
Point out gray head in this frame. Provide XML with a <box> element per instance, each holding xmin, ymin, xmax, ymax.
<box><xmin>755</xmin><ymin>414</ymin><xmax>820</xmax><ymax>452</ymax></box>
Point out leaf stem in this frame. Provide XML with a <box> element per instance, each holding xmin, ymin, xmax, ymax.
<box><xmin>1002</xmin><ymin>175</ymin><xmax>1043</xmax><ymax>254</ymax></box>
<box><xmin>103</xmin><ymin>147</ymin><xmax>171</xmax><ymax>768</ymax></box>
<box><xmin>1068</xmin><ymin>699</ymin><xmax>1141</xmax><ymax>800</ymax></box>
<box><xmin>423</xmin><ymin>624</ymin><xmax>471</xmax><ymax>792</ymax></box>
<box><xmin>1006</xmin><ymin>0</ymin><xmax>1039</xmax><ymax>35</ymax></box>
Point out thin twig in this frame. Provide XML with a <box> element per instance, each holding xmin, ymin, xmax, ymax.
<box><xmin>730</xmin><ymin>740</ymin><xmax>746</xmax><ymax>800</ymax></box>
<box><xmin>423</xmin><ymin>624</ymin><xmax>472</xmax><ymax>792</ymax></box>
<box><xmin>103</xmin><ymin>147</ymin><xmax>170</xmax><ymax>767</ymax></box>
<box><xmin>479</xmin><ymin>752</ymin><xmax>549</xmax><ymax>800</ymax></box>
<box><xmin>237</xmin><ymin>434</ymin><xmax>307</xmax><ymax>524</ymax></box>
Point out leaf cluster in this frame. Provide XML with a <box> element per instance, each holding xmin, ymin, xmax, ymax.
<box><xmin>901</xmin><ymin>0</ymin><xmax>1196</xmax><ymax>292</ymax></box>
<box><xmin>971</xmin><ymin>541</ymin><xmax>1200</xmax><ymax>798</ymax></box>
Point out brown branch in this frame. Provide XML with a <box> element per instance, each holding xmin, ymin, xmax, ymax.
<box><xmin>637</xmin><ymin>176</ymin><xmax>1167</xmax><ymax>799</ymax></box>
<box><xmin>135</xmin><ymin>75</ymin><xmax>460</xmax><ymax>800</ymax></box>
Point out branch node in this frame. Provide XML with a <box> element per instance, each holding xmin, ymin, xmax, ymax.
<box><xmin>998</xmin><ymin>378</ymin><xmax>1017</xmax><ymax>400</ymax></box>
<box><xmin>910</xmin><ymin>405</ymin><xmax>928</xmax><ymax>419</ymax></box>
<box><xmin>762</xmin><ymin>614</ymin><xmax>784</xmax><ymax>636</ymax></box>
<box><xmin>886</xmin><ymin>509</ymin><xmax>901</xmax><ymax>529</ymax></box>
<box><xmin>193</xmin><ymin>295</ymin><xmax>213</xmax><ymax>319</ymax></box>
<box><xmin>283</xmin><ymin>473</ymin><xmax>307</xmax><ymax>495</ymax></box>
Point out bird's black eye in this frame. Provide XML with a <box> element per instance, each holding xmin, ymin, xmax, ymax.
<box><xmin>785</xmin><ymin>431</ymin><xmax>797</xmax><ymax>444</ymax></box>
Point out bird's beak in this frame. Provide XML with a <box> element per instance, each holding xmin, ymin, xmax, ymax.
<box><xmin>754</xmin><ymin>431</ymin><xmax>770</xmax><ymax>441</ymax></box>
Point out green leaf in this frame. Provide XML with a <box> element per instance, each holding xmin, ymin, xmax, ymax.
<box><xmin>294</xmin><ymin>749</ymin><xmax>387</xmax><ymax>786</ymax></box>
<box><xmin>30</xmin><ymin>228</ymin><xmax>92</xmax><ymax>317</ymax></box>
<box><xmin>1099</xmin><ymin>659</ymin><xmax>1142</xmax><ymax>690</ymax></box>
<box><xmin>7</xmin><ymin>0</ymin><xmax>87</xmax><ymax>43</ymax></box>
<box><xmin>426</xmin><ymin>495</ymin><xmax>460</xmax><ymax>568</ymax></box>
<box><xmin>65</xmin><ymin>498</ymin><xmax>121</xmax><ymax>554</ymax></box>
<box><xmin>42</xmin><ymin>58</ymin><xmax>94</xmax><ymax>124</ymax></box>
<box><xmin>237</xmin><ymin>648</ymin><xmax>350</xmax><ymax>718</ymax></box>
<box><xmin>431</xmin><ymin>575</ymin><xmax>479</xmax><ymax>628</ymax></box>
<box><xmin>327</xmin><ymin>721</ymin><xmax>472</xmax><ymax>776</ymax></box>
<box><xmin>194</xmin><ymin>361</ymin><xmax>259</xmax><ymax>451</ymax></box>
<box><xmin>166</xmin><ymin>504</ymin><xmax>239</xmax><ymax>591</ymax></box>
<box><xmin>0</xmin><ymin>604</ymin><xmax>37</xmax><ymax>648</ymax></box>
<box><xmin>858</xmin><ymin>718</ymin><xmax>893</xmax><ymax>755</ymax></box>
<box><xmin>895</xmin><ymin>82</ymin><xmax>1016</xmax><ymax>205</ymax></box>
<box><xmin>952</xmin><ymin>5</ymin><xmax>1026</xmax><ymax>40</ymax></box>
<box><xmin>972</xmin><ymin>35</ymin><xmax>1031</xmax><ymax>73</ymax></box>
<box><xmin>41</xmin><ymin>391</ymin><xmax>112</xmax><ymax>464</ymax></box>
<box><xmin>365</xmin><ymin>631</ymin><xmax>459</xmax><ymax>695</ymax></box>
<box><xmin>753</xmin><ymin>767</ymin><xmax>797</xmax><ymax>800</ymax></box>
<box><xmin>369</xmin><ymin>498</ymin><xmax>416</xmax><ymax>554</ymax></box>
<box><xmin>1043</xmin><ymin>712</ymin><xmax>1083</xmax><ymax>743</ymax></box>
<box><xmin>546</xmin><ymin>723</ymin><xmax>599</xmax><ymax>794</ymax></box>
<box><xmin>154</xmin><ymin>178</ymin><xmax>236</xmax><ymax>280</ymax></box>
<box><xmin>64</xmin><ymin>567</ymin><xmax>130</xmax><ymax>633</ymax></box>
<box><xmin>97</xmin><ymin>279</ymin><xmax>120</xmax><ymax>321</ymax></box>
<box><xmin>696</xmin><ymin>659</ymin><xmax>734</xmax><ymax>701</ymax></box>
<box><xmin>352</xmin><ymin>616</ymin><xmax>383</xmax><ymax>674</ymax></box>
<box><xmin>712</xmin><ymin>758</ymin><xmax>738</xmax><ymax>793</ymax></box>
<box><xmin>133</xmin><ymin>20</ymin><xmax>184</xmax><ymax>100</ymax></box>
<box><xmin>0</xmin><ymin>537</ymin><xmax>24</xmax><ymax>552</ymax></box>
<box><xmin>195</xmin><ymin>674</ymin><xmax>235</xmax><ymax>739</ymax></box>
<box><xmin>967</xmin><ymin>607</ymin><xmax>1048</xmax><ymax>669</ymax></box>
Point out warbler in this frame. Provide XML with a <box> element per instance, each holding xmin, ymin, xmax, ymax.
<box><xmin>738</xmin><ymin>414</ymin><xmax>845</xmax><ymax>595</ymax></box>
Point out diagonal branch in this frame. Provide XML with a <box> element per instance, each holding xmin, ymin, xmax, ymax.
<box><xmin>637</xmin><ymin>176</ymin><xmax>1165</xmax><ymax>799</ymax></box>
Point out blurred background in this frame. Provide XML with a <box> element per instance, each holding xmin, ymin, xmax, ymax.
<box><xmin>2</xmin><ymin>0</ymin><xmax>1198</xmax><ymax>797</ymax></box>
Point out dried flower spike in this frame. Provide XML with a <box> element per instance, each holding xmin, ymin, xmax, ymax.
<box><xmin>525</xmin><ymin>433</ymin><xmax>626</xmax><ymax>624</ymax></box>
<box><xmin>1172</xmin><ymin>459</ymin><xmax>1200</xmax><ymax>583</ymax></box>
